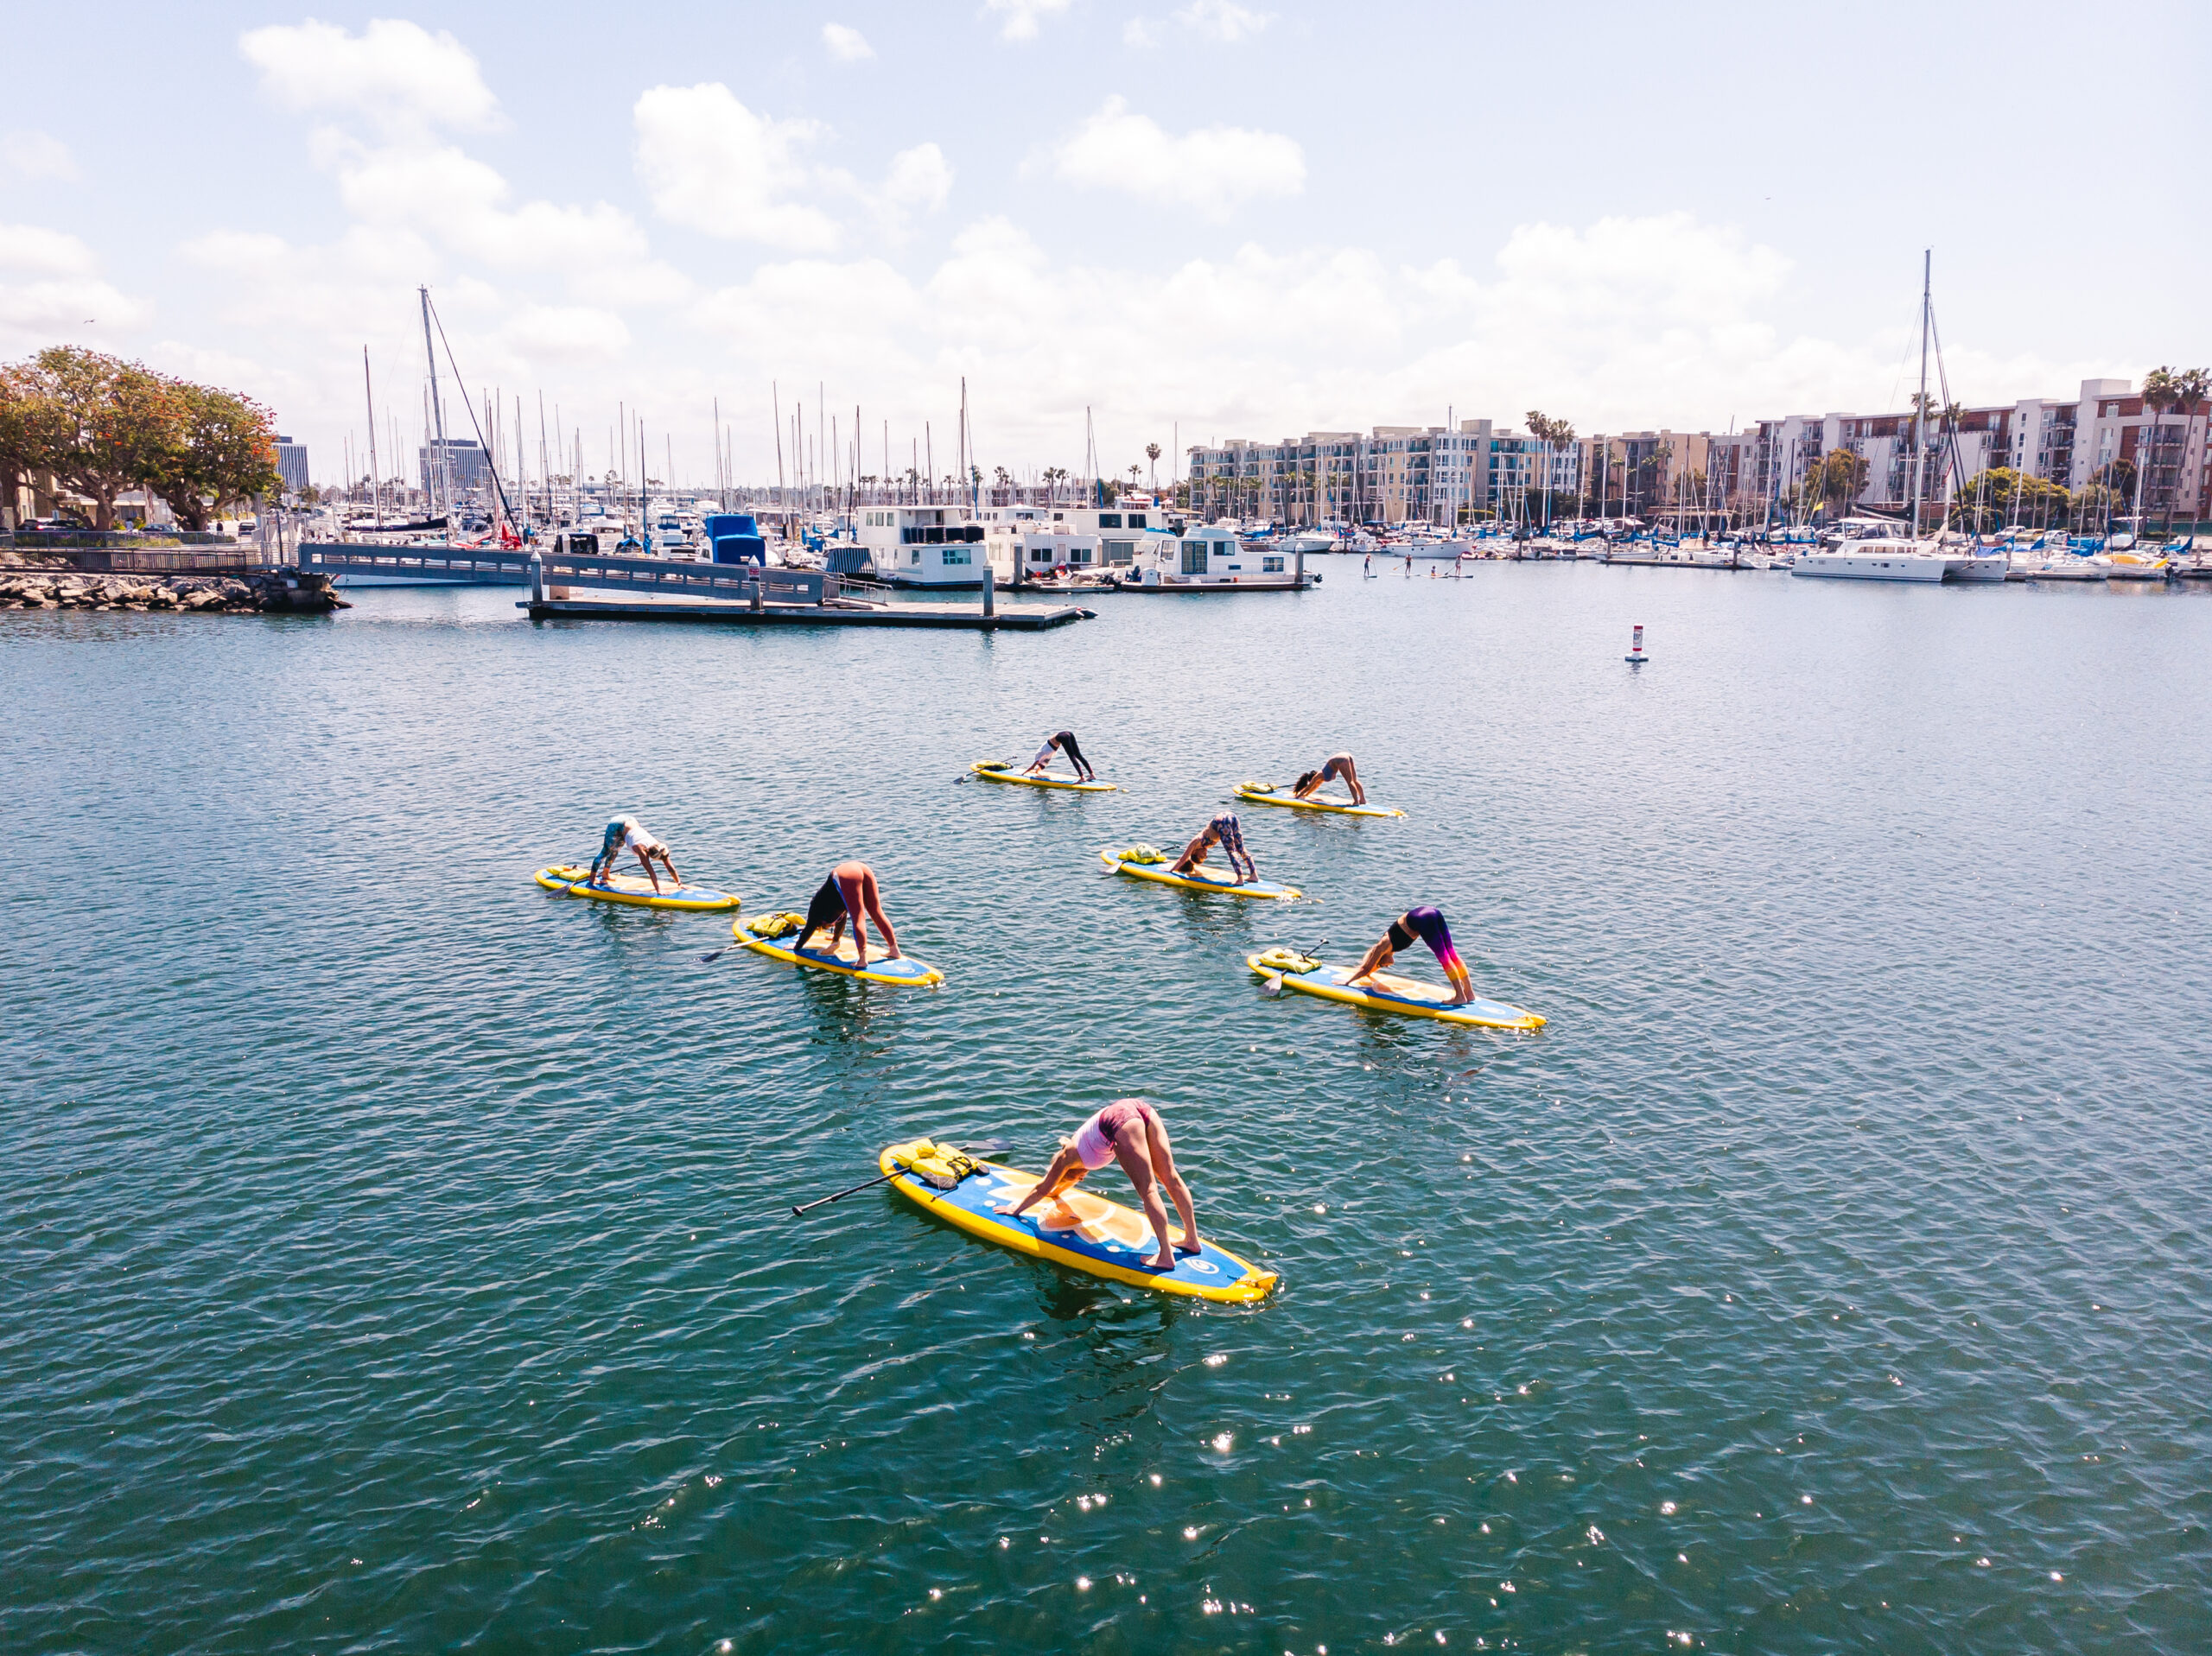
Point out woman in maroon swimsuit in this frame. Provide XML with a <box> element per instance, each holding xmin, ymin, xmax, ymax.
<box><xmin>997</xmin><ymin>1098</ymin><xmax>1201</xmax><ymax>1271</ymax></box>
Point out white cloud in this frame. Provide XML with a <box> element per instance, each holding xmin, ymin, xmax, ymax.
<box><xmin>1123</xmin><ymin>16</ymin><xmax>1160</xmax><ymax>47</ymax></box>
<box><xmin>0</xmin><ymin>223</ymin><xmax>99</xmax><ymax>276</ymax></box>
<box><xmin>822</xmin><ymin>22</ymin><xmax>874</xmax><ymax>61</ymax></box>
<box><xmin>882</xmin><ymin>143</ymin><xmax>954</xmax><ymax>215</ymax></box>
<box><xmin>503</xmin><ymin>303</ymin><xmax>631</xmax><ymax>360</ymax></box>
<box><xmin>239</xmin><ymin>19</ymin><xmax>500</xmax><ymax>135</ymax></box>
<box><xmin>1175</xmin><ymin>0</ymin><xmax>1271</xmax><ymax>41</ymax></box>
<box><xmin>2</xmin><ymin>130</ymin><xmax>78</xmax><ymax>182</ymax></box>
<box><xmin>983</xmin><ymin>0</ymin><xmax>1072</xmax><ymax>41</ymax></box>
<box><xmin>0</xmin><ymin>224</ymin><xmax>150</xmax><ymax>350</ymax></box>
<box><xmin>1046</xmin><ymin>97</ymin><xmax>1304</xmax><ymax>216</ymax></box>
<box><xmin>632</xmin><ymin>84</ymin><xmax>841</xmax><ymax>253</ymax></box>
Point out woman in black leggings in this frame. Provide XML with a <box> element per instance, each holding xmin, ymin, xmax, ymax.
<box><xmin>1023</xmin><ymin>730</ymin><xmax>1096</xmax><ymax>782</ymax></box>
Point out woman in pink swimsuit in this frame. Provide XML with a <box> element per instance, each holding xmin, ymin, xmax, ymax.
<box><xmin>998</xmin><ymin>1098</ymin><xmax>1202</xmax><ymax>1271</ymax></box>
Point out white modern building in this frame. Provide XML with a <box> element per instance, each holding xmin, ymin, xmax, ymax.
<box><xmin>1186</xmin><ymin>420</ymin><xmax>1578</xmax><ymax>526</ymax></box>
<box><xmin>1745</xmin><ymin>379</ymin><xmax>2208</xmax><ymax>521</ymax></box>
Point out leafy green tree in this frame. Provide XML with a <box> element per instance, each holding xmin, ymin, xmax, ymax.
<box><xmin>1948</xmin><ymin>466</ymin><xmax>2072</xmax><ymax>531</ymax></box>
<box><xmin>154</xmin><ymin>378</ymin><xmax>278</xmax><ymax>530</ymax></box>
<box><xmin>0</xmin><ymin>360</ymin><xmax>71</xmax><ymax>524</ymax></box>
<box><xmin>13</xmin><ymin>346</ymin><xmax>180</xmax><ymax>530</ymax></box>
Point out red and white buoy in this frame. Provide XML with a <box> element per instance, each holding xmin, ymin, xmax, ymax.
<box><xmin>1624</xmin><ymin>624</ymin><xmax>1647</xmax><ymax>665</ymax></box>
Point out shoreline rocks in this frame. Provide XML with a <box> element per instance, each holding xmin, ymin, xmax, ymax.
<box><xmin>0</xmin><ymin>566</ymin><xmax>349</xmax><ymax>614</ymax></box>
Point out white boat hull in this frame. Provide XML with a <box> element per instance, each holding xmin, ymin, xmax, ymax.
<box><xmin>1790</xmin><ymin>550</ymin><xmax>1955</xmax><ymax>582</ymax></box>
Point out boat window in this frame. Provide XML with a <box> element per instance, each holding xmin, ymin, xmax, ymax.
<box><xmin>943</xmin><ymin>546</ymin><xmax>971</xmax><ymax>565</ymax></box>
<box><xmin>1263</xmin><ymin>555</ymin><xmax>1285</xmax><ymax>572</ymax></box>
<box><xmin>1181</xmin><ymin>540</ymin><xmax>1207</xmax><ymax>574</ymax></box>
<box><xmin>1103</xmin><ymin>539</ymin><xmax>1135</xmax><ymax>564</ymax></box>
<box><xmin>964</xmin><ymin>524</ymin><xmax>985</xmax><ymax>542</ymax></box>
<box><xmin>1030</xmin><ymin>547</ymin><xmax>1053</xmax><ymax>562</ymax></box>
<box><xmin>1098</xmin><ymin>513</ymin><xmax>1122</xmax><ymax>528</ymax></box>
<box><xmin>1127</xmin><ymin>514</ymin><xmax>1146</xmax><ymax>528</ymax></box>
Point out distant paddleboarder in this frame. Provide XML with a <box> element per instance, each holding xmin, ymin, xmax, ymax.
<box><xmin>1023</xmin><ymin>729</ymin><xmax>1096</xmax><ymax>782</ymax></box>
<box><xmin>797</xmin><ymin>860</ymin><xmax>904</xmax><ymax>969</ymax></box>
<box><xmin>591</xmin><ymin>815</ymin><xmax>682</xmax><ymax>893</ymax></box>
<box><xmin>997</xmin><ymin>1098</ymin><xmax>1201</xmax><ymax>1272</ymax></box>
<box><xmin>1292</xmin><ymin>752</ymin><xmax>1367</xmax><ymax>804</ymax></box>
<box><xmin>1348</xmin><ymin>906</ymin><xmax>1474</xmax><ymax>1006</ymax></box>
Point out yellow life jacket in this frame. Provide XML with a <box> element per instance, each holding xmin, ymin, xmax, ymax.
<box><xmin>887</xmin><ymin>1138</ymin><xmax>984</xmax><ymax>1190</ymax></box>
<box><xmin>1255</xmin><ymin>946</ymin><xmax>1319</xmax><ymax>974</ymax></box>
<box><xmin>1118</xmin><ymin>844</ymin><xmax>1166</xmax><ymax>865</ymax></box>
<box><xmin>1239</xmin><ymin>780</ymin><xmax>1277</xmax><ymax>795</ymax></box>
<box><xmin>748</xmin><ymin>910</ymin><xmax>807</xmax><ymax>939</ymax></box>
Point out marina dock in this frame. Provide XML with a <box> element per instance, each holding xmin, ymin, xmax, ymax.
<box><xmin>518</xmin><ymin>548</ymin><xmax>1087</xmax><ymax>630</ymax></box>
<box><xmin>521</xmin><ymin>594</ymin><xmax>1088</xmax><ymax>629</ymax></box>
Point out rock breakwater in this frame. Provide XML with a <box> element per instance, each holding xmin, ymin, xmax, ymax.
<box><xmin>0</xmin><ymin>568</ymin><xmax>347</xmax><ymax>614</ymax></box>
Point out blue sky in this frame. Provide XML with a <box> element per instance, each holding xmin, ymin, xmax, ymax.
<box><xmin>3</xmin><ymin>1</ymin><xmax>2203</xmax><ymax>485</ymax></box>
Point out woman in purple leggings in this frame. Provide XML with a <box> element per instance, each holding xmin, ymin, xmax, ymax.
<box><xmin>1349</xmin><ymin>905</ymin><xmax>1475</xmax><ymax>1006</ymax></box>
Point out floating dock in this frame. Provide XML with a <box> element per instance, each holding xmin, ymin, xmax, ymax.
<box><xmin>523</xmin><ymin>595</ymin><xmax>1088</xmax><ymax>630</ymax></box>
<box><xmin>519</xmin><ymin>549</ymin><xmax>1088</xmax><ymax>631</ymax></box>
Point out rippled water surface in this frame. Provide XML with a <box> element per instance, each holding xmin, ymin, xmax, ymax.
<box><xmin>5</xmin><ymin>567</ymin><xmax>2209</xmax><ymax>1653</ymax></box>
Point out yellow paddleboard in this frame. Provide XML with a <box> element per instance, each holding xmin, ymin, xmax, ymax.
<box><xmin>1099</xmin><ymin>848</ymin><xmax>1301</xmax><ymax>899</ymax></box>
<box><xmin>1235</xmin><ymin>782</ymin><xmax>1403</xmax><ymax>819</ymax></box>
<box><xmin>880</xmin><ymin>1140</ymin><xmax>1277</xmax><ymax>1303</ymax></box>
<box><xmin>737</xmin><ymin>912</ymin><xmax>944</xmax><ymax>986</ymax></box>
<box><xmin>972</xmin><ymin>760</ymin><xmax>1116</xmax><ymax>792</ymax></box>
<box><xmin>1246</xmin><ymin>952</ymin><xmax>1542</xmax><ymax>1030</ymax></box>
<box><xmin>534</xmin><ymin>864</ymin><xmax>741</xmax><ymax>912</ymax></box>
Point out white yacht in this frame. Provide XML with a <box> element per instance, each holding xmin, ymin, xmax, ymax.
<box><xmin>856</xmin><ymin>505</ymin><xmax>1002</xmax><ymax>588</ymax></box>
<box><xmin>1125</xmin><ymin>523</ymin><xmax>1314</xmax><ymax>589</ymax></box>
<box><xmin>1790</xmin><ymin>519</ymin><xmax>1960</xmax><ymax>581</ymax></box>
<box><xmin>1052</xmin><ymin>504</ymin><xmax>1176</xmax><ymax>572</ymax></box>
<box><xmin>974</xmin><ymin>504</ymin><xmax>1106</xmax><ymax>580</ymax></box>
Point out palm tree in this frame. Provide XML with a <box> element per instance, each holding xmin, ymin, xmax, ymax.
<box><xmin>2140</xmin><ymin>366</ymin><xmax>2182</xmax><ymax>531</ymax></box>
<box><xmin>1146</xmin><ymin>442</ymin><xmax>1161</xmax><ymax>492</ymax></box>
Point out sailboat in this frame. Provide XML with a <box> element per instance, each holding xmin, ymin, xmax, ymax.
<box><xmin>1793</xmin><ymin>251</ymin><xmax>1967</xmax><ymax>584</ymax></box>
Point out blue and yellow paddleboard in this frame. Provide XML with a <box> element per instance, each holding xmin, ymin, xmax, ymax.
<box><xmin>1235</xmin><ymin>782</ymin><xmax>1403</xmax><ymax>819</ymax></box>
<box><xmin>972</xmin><ymin>760</ymin><xmax>1116</xmax><ymax>792</ymax></box>
<box><xmin>1246</xmin><ymin>952</ymin><xmax>1543</xmax><ymax>1031</ymax></box>
<box><xmin>880</xmin><ymin>1140</ymin><xmax>1277</xmax><ymax>1303</ymax></box>
<box><xmin>534</xmin><ymin>864</ymin><xmax>742</xmax><ymax>912</ymax></box>
<box><xmin>737</xmin><ymin>911</ymin><xmax>944</xmax><ymax>986</ymax></box>
<box><xmin>1098</xmin><ymin>848</ymin><xmax>1301</xmax><ymax>899</ymax></box>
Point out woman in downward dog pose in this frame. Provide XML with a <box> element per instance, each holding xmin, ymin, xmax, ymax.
<box><xmin>998</xmin><ymin>1098</ymin><xmax>1200</xmax><ymax>1271</ymax></box>
<box><xmin>1172</xmin><ymin>810</ymin><xmax>1258</xmax><ymax>885</ymax></box>
<box><xmin>1349</xmin><ymin>905</ymin><xmax>1475</xmax><ymax>1006</ymax></box>
<box><xmin>1292</xmin><ymin>752</ymin><xmax>1366</xmax><ymax>804</ymax></box>
<box><xmin>1022</xmin><ymin>729</ymin><xmax>1096</xmax><ymax>782</ymax></box>
<box><xmin>795</xmin><ymin>860</ymin><xmax>903</xmax><ymax>969</ymax></box>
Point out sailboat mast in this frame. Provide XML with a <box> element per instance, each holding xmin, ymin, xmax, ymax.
<box><xmin>419</xmin><ymin>287</ymin><xmax>448</xmax><ymax>522</ymax></box>
<box><xmin>362</xmin><ymin>346</ymin><xmax>382</xmax><ymax>528</ymax></box>
<box><xmin>1907</xmin><ymin>249</ymin><xmax>1931</xmax><ymax>540</ymax></box>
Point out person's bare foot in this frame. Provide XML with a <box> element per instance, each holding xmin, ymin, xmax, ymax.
<box><xmin>1146</xmin><ymin>1253</ymin><xmax>1174</xmax><ymax>1270</ymax></box>
<box><xmin>1175</xmin><ymin>1240</ymin><xmax>1201</xmax><ymax>1256</ymax></box>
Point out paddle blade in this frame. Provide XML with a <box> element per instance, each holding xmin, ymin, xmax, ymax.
<box><xmin>696</xmin><ymin>948</ymin><xmax>728</xmax><ymax>964</ymax></box>
<box><xmin>1264</xmin><ymin>975</ymin><xmax>1284</xmax><ymax>996</ymax></box>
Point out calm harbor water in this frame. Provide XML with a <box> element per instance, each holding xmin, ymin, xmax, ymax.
<box><xmin>4</xmin><ymin>565</ymin><xmax>2209</xmax><ymax>1654</ymax></box>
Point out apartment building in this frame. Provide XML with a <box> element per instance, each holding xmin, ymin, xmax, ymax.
<box><xmin>1187</xmin><ymin>420</ymin><xmax>1578</xmax><ymax>525</ymax></box>
<box><xmin>1745</xmin><ymin>379</ymin><xmax>2207</xmax><ymax>519</ymax></box>
<box><xmin>1579</xmin><ymin>431</ymin><xmax>1713</xmax><ymax>519</ymax></box>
